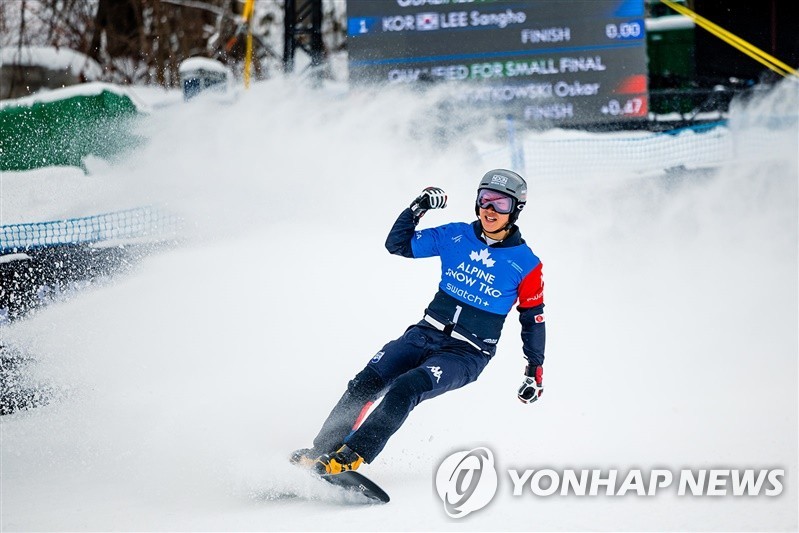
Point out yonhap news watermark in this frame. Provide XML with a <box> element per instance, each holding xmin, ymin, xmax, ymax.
<box><xmin>434</xmin><ymin>447</ymin><xmax>786</xmax><ymax>518</ymax></box>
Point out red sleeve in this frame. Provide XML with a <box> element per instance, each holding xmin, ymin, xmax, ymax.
<box><xmin>517</xmin><ymin>262</ymin><xmax>544</xmax><ymax>309</ymax></box>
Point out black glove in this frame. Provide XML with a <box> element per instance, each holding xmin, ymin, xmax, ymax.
<box><xmin>410</xmin><ymin>187</ymin><xmax>447</xmax><ymax>222</ymax></box>
<box><xmin>518</xmin><ymin>364</ymin><xmax>543</xmax><ymax>404</ymax></box>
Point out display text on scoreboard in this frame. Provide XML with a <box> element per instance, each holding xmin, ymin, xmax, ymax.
<box><xmin>347</xmin><ymin>0</ymin><xmax>649</xmax><ymax>125</ymax></box>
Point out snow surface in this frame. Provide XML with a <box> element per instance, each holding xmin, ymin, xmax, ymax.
<box><xmin>645</xmin><ymin>15</ymin><xmax>694</xmax><ymax>32</ymax></box>
<box><xmin>0</xmin><ymin>45</ymin><xmax>103</xmax><ymax>80</ymax></box>
<box><xmin>179</xmin><ymin>57</ymin><xmax>232</xmax><ymax>76</ymax></box>
<box><xmin>0</xmin><ymin>78</ymin><xmax>797</xmax><ymax>531</ymax></box>
<box><xmin>0</xmin><ymin>82</ymin><xmax>151</xmax><ymax>112</ymax></box>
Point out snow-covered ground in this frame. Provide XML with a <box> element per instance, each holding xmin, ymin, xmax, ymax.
<box><xmin>0</xmin><ymin>78</ymin><xmax>797</xmax><ymax>531</ymax></box>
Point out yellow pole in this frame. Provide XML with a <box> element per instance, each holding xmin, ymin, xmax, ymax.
<box><xmin>660</xmin><ymin>0</ymin><xmax>798</xmax><ymax>79</ymax></box>
<box><xmin>243</xmin><ymin>0</ymin><xmax>255</xmax><ymax>89</ymax></box>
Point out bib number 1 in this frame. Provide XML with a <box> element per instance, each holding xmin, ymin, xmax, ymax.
<box><xmin>453</xmin><ymin>305</ymin><xmax>462</xmax><ymax>324</ymax></box>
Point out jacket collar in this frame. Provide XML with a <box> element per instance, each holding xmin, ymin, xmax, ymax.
<box><xmin>471</xmin><ymin>220</ymin><xmax>525</xmax><ymax>248</ymax></box>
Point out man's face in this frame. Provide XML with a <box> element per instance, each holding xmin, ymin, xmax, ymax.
<box><xmin>477</xmin><ymin>189</ymin><xmax>513</xmax><ymax>234</ymax></box>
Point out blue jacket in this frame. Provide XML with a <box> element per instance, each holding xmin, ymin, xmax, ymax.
<box><xmin>385</xmin><ymin>208</ymin><xmax>546</xmax><ymax>366</ymax></box>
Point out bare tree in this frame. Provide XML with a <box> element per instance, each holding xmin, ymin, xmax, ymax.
<box><xmin>1</xmin><ymin>0</ymin><xmax>348</xmax><ymax>91</ymax></box>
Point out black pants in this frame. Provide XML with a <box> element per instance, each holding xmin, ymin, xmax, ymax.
<box><xmin>312</xmin><ymin>323</ymin><xmax>490</xmax><ymax>462</ymax></box>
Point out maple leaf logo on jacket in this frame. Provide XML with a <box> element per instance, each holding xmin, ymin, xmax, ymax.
<box><xmin>469</xmin><ymin>249</ymin><xmax>495</xmax><ymax>268</ymax></box>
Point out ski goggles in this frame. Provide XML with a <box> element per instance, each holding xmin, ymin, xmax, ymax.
<box><xmin>477</xmin><ymin>189</ymin><xmax>514</xmax><ymax>214</ymax></box>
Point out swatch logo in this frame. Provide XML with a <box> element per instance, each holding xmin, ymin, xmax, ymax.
<box><xmin>435</xmin><ymin>447</ymin><xmax>498</xmax><ymax>518</ymax></box>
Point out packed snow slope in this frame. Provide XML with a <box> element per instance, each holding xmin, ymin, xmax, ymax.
<box><xmin>1</xmin><ymin>79</ymin><xmax>797</xmax><ymax>531</ymax></box>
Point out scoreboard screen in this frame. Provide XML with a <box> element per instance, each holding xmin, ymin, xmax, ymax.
<box><xmin>347</xmin><ymin>0</ymin><xmax>649</xmax><ymax>125</ymax></box>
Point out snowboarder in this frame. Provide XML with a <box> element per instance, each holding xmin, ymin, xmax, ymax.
<box><xmin>292</xmin><ymin>169</ymin><xmax>546</xmax><ymax>475</ymax></box>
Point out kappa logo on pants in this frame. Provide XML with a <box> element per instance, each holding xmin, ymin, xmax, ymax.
<box><xmin>427</xmin><ymin>365</ymin><xmax>443</xmax><ymax>383</ymax></box>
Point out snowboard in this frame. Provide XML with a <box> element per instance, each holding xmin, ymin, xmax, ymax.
<box><xmin>320</xmin><ymin>470</ymin><xmax>390</xmax><ymax>504</ymax></box>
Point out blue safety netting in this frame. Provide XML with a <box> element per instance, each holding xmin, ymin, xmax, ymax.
<box><xmin>0</xmin><ymin>206</ymin><xmax>180</xmax><ymax>254</ymax></box>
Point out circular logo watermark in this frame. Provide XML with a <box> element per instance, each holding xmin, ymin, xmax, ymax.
<box><xmin>435</xmin><ymin>447</ymin><xmax>498</xmax><ymax>518</ymax></box>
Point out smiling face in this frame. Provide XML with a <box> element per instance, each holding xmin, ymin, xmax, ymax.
<box><xmin>478</xmin><ymin>206</ymin><xmax>511</xmax><ymax>236</ymax></box>
<box><xmin>476</xmin><ymin>188</ymin><xmax>515</xmax><ymax>237</ymax></box>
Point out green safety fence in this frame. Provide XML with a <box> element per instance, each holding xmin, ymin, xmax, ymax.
<box><xmin>0</xmin><ymin>88</ymin><xmax>144</xmax><ymax>172</ymax></box>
